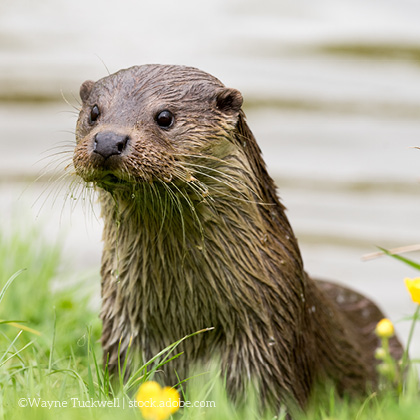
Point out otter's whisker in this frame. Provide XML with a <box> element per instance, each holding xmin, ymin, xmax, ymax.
<box><xmin>179</xmin><ymin>160</ymin><xmax>261</xmax><ymax>200</ymax></box>
<box><xmin>181</xmin><ymin>167</ymin><xmax>270</xmax><ymax>206</ymax></box>
<box><xmin>163</xmin><ymin>182</ymin><xmax>187</xmax><ymax>251</ymax></box>
<box><xmin>61</xmin><ymin>89</ymin><xmax>81</xmax><ymax>111</ymax></box>
<box><xmin>154</xmin><ymin>181</ymin><xmax>171</xmax><ymax>239</ymax></box>
<box><xmin>175</xmin><ymin>152</ymin><xmax>262</xmax><ymax>197</ymax></box>
<box><xmin>169</xmin><ymin>181</ymin><xmax>204</xmax><ymax>244</ymax></box>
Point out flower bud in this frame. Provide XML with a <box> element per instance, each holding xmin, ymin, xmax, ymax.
<box><xmin>375</xmin><ymin>318</ymin><xmax>394</xmax><ymax>338</ymax></box>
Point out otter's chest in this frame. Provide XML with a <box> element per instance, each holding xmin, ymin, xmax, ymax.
<box><xmin>101</xmin><ymin>227</ymin><xmax>227</xmax><ymax>339</ymax></box>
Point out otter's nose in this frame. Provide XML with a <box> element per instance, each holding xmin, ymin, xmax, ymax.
<box><xmin>93</xmin><ymin>132</ymin><xmax>129</xmax><ymax>159</ymax></box>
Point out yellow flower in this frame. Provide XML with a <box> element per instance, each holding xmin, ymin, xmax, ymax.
<box><xmin>375</xmin><ymin>318</ymin><xmax>394</xmax><ymax>338</ymax></box>
<box><xmin>136</xmin><ymin>381</ymin><xmax>180</xmax><ymax>420</ymax></box>
<box><xmin>404</xmin><ymin>277</ymin><xmax>420</xmax><ymax>304</ymax></box>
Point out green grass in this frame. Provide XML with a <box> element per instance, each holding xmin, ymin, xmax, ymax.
<box><xmin>0</xmin><ymin>222</ymin><xmax>419</xmax><ymax>419</ymax></box>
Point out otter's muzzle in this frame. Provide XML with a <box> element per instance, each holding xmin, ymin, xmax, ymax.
<box><xmin>93</xmin><ymin>131</ymin><xmax>129</xmax><ymax>159</ymax></box>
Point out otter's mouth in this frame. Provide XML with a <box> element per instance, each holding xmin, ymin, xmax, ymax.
<box><xmin>99</xmin><ymin>173</ymin><xmax>122</xmax><ymax>184</ymax></box>
<box><xmin>94</xmin><ymin>172</ymin><xmax>136</xmax><ymax>191</ymax></box>
<box><xmin>92</xmin><ymin>171</ymin><xmax>160</xmax><ymax>192</ymax></box>
<box><xmin>96</xmin><ymin>173</ymin><xmax>121</xmax><ymax>187</ymax></box>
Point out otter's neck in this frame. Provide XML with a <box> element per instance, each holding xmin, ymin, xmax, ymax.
<box><xmin>99</xmin><ymin>179</ymin><xmax>306</xmax><ymax>340</ymax></box>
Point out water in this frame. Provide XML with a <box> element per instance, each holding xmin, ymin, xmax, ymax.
<box><xmin>1</xmin><ymin>0</ymin><xmax>420</xmax><ymax>356</ymax></box>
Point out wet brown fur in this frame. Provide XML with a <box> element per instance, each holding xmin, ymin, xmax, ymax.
<box><xmin>73</xmin><ymin>64</ymin><xmax>402</xmax><ymax>410</ymax></box>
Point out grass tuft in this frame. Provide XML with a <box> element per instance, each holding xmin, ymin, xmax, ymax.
<box><xmin>0</xmin><ymin>223</ymin><xmax>419</xmax><ymax>419</ymax></box>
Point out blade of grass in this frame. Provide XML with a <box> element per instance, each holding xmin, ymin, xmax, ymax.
<box><xmin>87</xmin><ymin>361</ymin><xmax>95</xmax><ymax>398</ymax></box>
<box><xmin>0</xmin><ymin>269</ymin><xmax>25</xmax><ymax>304</ymax></box>
<box><xmin>378</xmin><ymin>247</ymin><xmax>420</xmax><ymax>271</ymax></box>
<box><xmin>0</xmin><ymin>320</ymin><xmax>41</xmax><ymax>335</ymax></box>
<box><xmin>0</xmin><ymin>330</ymin><xmax>24</xmax><ymax>365</ymax></box>
<box><xmin>0</xmin><ymin>337</ymin><xmax>34</xmax><ymax>368</ymax></box>
<box><xmin>124</xmin><ymin>327</ymin><xmax>214</xmax><ymax>392</ymax></box>
<box><xmin>173</xmin><ymin>370</ymin><xmax>211</xmax><ymax>389</ymax></box>
<box><xmin>103</xmin><ymin>352</ymin><xmax>111</xmax><ymax>398</ymax></box>
<box><xmin>121</xmin><ymin>335</ymin><xmax>133</xmax><ymax>384</ymax></box>
<box><xmin>117</xmin><ymin>335</ymin><xmax>123</xmax><ymax>391</ymax></box>
<box><xmin>48</xmin><ymin>309</ymin><xmax>57</xmax><ymax>373</ymax></box>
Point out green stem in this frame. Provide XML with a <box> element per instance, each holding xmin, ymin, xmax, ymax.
<box><xmin>382</xmin><ymin>337</ymin><xmax>389</xmax><ymax>357</ymax></box>
<box><xmin>401</xmin><ymin>304</ymin><xmax>420</xmax><ymax>377</ymax></box>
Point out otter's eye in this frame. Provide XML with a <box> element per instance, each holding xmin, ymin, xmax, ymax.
<box><xmin>156</xmin><ymin>110</ymin><xmax>174</xmax><ymax>128</ymax></box>
<box><xmin>89</xmin><ymin>105</ymin><xmax>100</xmax><ymax>124</ymax></box>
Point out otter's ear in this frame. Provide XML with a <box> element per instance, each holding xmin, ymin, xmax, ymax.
<box><xmin>80</xmin><ymin>80</ymin><xmax>95</xmax><ymax>103</ymax></box>
<box><xmin>215</xmin><ymin>88</ymin><xmax>243</xmax><ymax>116</ymax></box>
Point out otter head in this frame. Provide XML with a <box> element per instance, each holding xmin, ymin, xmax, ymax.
<box><xmin>73</xmin><ymin>64</ymin><xmax>245</xmax><ymax>196</ymax></box>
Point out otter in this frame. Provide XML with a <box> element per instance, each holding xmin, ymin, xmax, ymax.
<box><xmin>73</xmin><ymin>64</ymin><xmax>402</xmax><ymax>410</ymax></box>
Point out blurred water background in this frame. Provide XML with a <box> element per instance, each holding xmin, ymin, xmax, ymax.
<box><xmin>1</xmin><ymin>0</ymin><xmax>420</xmax><ymax>356</ymax></box>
